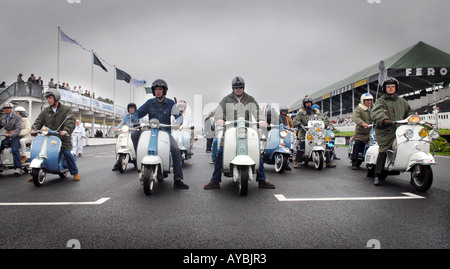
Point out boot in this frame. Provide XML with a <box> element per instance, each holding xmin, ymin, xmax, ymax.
<box><xmin>294</xmin><ymin>162</ymin><xmax>299</xmax><ymax>169</ymax></box>
<box><xmin>373</xmin><ymin>176</ymin><xmax>382</xmax><ymax>186</ymax></box>
<box><xmin>351</xmin><ymin>160</ymin><xmax>358</xmax><ymax>170</ymax></box>
<box><xmin>326</xmin><ymin>162</ymin><xmax>336</xmax><ymax>168</ymax></box>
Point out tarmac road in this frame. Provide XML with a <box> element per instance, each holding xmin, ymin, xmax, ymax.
<box><xmin>0</xmin><ymin>139</ymin><xmax>448</xmax><ymax>250</ymax></box>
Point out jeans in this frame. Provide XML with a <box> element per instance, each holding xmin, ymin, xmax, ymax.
<box><xmin>210</xmin><ymin>146</ymin><xmax>266</xmax><ymax>183</ymax></box>
<box><xmin>0</xmin><ymin>136</ymin><xmax>21</xmax><ymax>169</ymax></box>
<box><xmin>131</xmin><ymin>130</ymin><xmax>183</xmax><ymax>181</ymax></box>
<box><xmin>351</xmin><ymin>139</ymin><xmax>366</xmax><ymax>162</ymax></box>
<box><xmin>211</xmin><ymin>138</ymin><xmax>218</xmax><ymax>161</ymax></box>
<box><xmin>206</xmin><ymin>138</ymin><xmax>213</xmax><ymax>152</ymax></box>
<box><xmin>62</xmin><ymin>150</ymin><xmax>78</xmax><ymax>175</ymax></box>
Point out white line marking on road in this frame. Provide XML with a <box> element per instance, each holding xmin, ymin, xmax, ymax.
<box><xmin>274</xmin><ymin>192</ymin><xmax>425</xmax><ymax>202</ymax></box>
<box><xmin>0</xmin><ymin>197</ymin><xmax>110</xmax><ymax>206</ymax></box>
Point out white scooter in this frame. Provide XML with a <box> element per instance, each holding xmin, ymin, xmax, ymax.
<box><xmin>136</xmin><ymin>119</ymin><xmax>178</xmax><ymax>195</ymax></box>
<box><xmin>0</xmin><ymin>135</ymin><xmax>31</xmax><ymax>174</ymax></box>
<box><xmin>297</xmin><ymin>119</ymin><xmax>327</xmax><ymax>170</ymax></box>
<box><xmin>114</xmin><ymin>125</ymin><xmax>136</xmax><ymax>173</ymax></box>
<box><xmin>222</xmin><ymin>117</ymin><xmax>260</xmax><ymax>196</ymax></box>
<box><xmin>171</xmin><ymin>125</ymin><xmax>192</xmax><ymax>165</ymax></box>
<box><xmin>365</xmin><ymin>115</ymin><xmax>439</xmax><ymax>192</ymax></box>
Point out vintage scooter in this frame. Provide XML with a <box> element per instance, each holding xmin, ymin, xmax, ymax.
<box><xmin>171</xmin><ymin>124</ymin><xmax>192</xmax><ymax>165</ymax></box>
<box><xmin>364</xmin><ymin>115</ymin><xmax>439</xmax><ymax>192</ymax></box>
<box><xmin>0</xmin><ymin>135</ymin><xmax>31</xmax><ymax>174</ymax></box>
<box><xmin>347</xmin><ymin>125</ymin><xmax>376</xmax><ymax>168</ymax></box>
<box><xmin>297</xmin><ymin>118</ymin><xmax>327</xmax><ymax>170</ymax></box>
<box><xmin>222</xmin><ymin>117</ymin><xmax>260</xmax><ymax>196</ymax></box>
<box><xmin>262</xmin><ymin>124</ymin><xmax>294</xmax><ymax>173</ymax></box>
<box><xmin>29</xmin><ymin>128</ymin><xmax>74</xmax><ymax>187</ymax></box>
<box><xmin>114</xmin><ymin>125</ymin><xmax>137</xmax><ymax>173</ymax></box>
<box><xmin>136</xmin><ymin>118</ymin><xmax>179</xmax><ymax>195</ymax></box>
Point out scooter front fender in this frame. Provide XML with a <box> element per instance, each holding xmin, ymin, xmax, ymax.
<box><xmin>141</xmin><ymin>155</ymin><xmax>162</xmax><ymax>166</ymax></box>
<box><xmin>30</xmin><ymin>158</ymin><xmax>44</xmax><ymax>169</ymax></box>
<box><xmin>406</xmin><ymin>151</ymin><xmax>436</xmax><ymax>171</ymax></box>
<box><xmin>270</xmin><ymin>147</ymin><xmax>291</xmax><ymax>159</ymax></box>
<box><xmin>231</xmin><ymin>155</ymin><xmax>256</xmax><ymax>166</ymax></box>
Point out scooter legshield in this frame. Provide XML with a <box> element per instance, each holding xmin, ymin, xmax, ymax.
<box><xmin>136</xmin><ymin>130</ymin><xmax>171</xmax><ymax>172</ymax></box>
<box><xmin>30</xmin><ymin>135</ymin><xmax>62</xmax><ymax>173</ymax></box>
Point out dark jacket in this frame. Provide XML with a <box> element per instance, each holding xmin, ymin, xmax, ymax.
<box><xmin>32</xmin><ymin>102</ymin><xmax>75</xmax><ymax>151</ymax></box>
<box><xmin>0</xmin><ymin>112</ymin><xmax>23</xmax><ymax>138</ymax></box>
<box><xmin>293</xmin><ymin>107</ymin><xmax>332</xmax><ymax>138</ymax></box>
<box><xmin>351</xmin><ymin>104</ymin><xmax>372</xmax><ymax>144</ymax></box>
<box><xmin>133</xmin><ymin>97</ymin><xmax>181</xmax><ymax>134</ymax></box>
<box><xmin>370</xmin><ymin>95</ymin><xmax>412</xmax><ymax>152</ymax></box>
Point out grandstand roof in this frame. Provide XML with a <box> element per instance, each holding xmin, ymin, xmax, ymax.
<box><xmin>290</xmin><ymin>41</ymin><xmax>450</xmax><ymax>111</ymax></box>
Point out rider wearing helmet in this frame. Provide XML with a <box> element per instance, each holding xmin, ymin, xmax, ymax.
<box><xmin>112</xmin><ymin>102</ymin><xmax>141</xmax><ymax>171</ymax></box>
<box><xmin>293</xmin><ymin>96</ymin><xmax>336</xmax><ymax>168</ymax></box>
<box><xmin>29</xmin><ymin>88</ymin><xmax>79</xmax><ymax>181</ymax></box>
<box><xmin>0</xmin><ymin>102</ymin><xmax>23</xmax><ymax>175</ymax></box>
<box><xmin>370</xmin><ymin>77</ymin><xmax>412</xmax><ymax>186</ymax></box>
<box><xmin>279</xmin><ymin>106</ymin><xmax>293</xmax><ymax>128</ymax></box>
<box><xmin>350</xmin><ymin>93</ymin><xmax>374</xmax><ymax>170</ymax></box>
<box><xmin>15</xmin><ymin>106</ymin><xmax>32</xmax><ymax>164</ymax></box>
<box><xmin>204</xmin><ymin>76</ymin><xmax>275</xmax><ymax>190</ymax></box>
<box><xmin>131</xmin><ymin>79</ymin><xmax>189</xmax><ymax>189</ymax></box>
<box><xmin>174</xmin><ymin>100</ymin><xmax>195</xmax><ymax>149</ymax></box>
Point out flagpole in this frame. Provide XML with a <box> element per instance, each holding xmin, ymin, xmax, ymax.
<box><xmin>91</xmin><ymin>50</ymin><xmax>94</xmax><ymax>110</ymax></box>
<box><xmin>57</xmin><ymin>26</ymin><xmax>60</xmax><ymax>89</ymax></box>
<box><xmin>113</xmin><ymin>65</ymin><xmax>116</xmax><ymax>116</ymax></box>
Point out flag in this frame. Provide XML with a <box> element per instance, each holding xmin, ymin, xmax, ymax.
<box><xmin>144</xmin><ymin>87</ymin><xmax>153</xmax><ymax>94</ymax></box>
<box><xmin>60</xmin><ymin>29</ymin><xmax>79</xmax><ymax>45</ymax></box>
<box><xmin>131</xmin><ymin>78</ymin><xmax>147</xmax><ymax>86</ymax></box>
<box><xmin>116</xmin><ymin>67</ymin><xmax>131</xmax><ymax>83</ymax></box>
<box><xmin>93</xmin><ymin>53</ymin><xmax>108</xmax><ymax>72</ymax></box>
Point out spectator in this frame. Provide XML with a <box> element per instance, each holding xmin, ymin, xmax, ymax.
<box><xmin>204</xmin><ymin>111</ymin><xmax>215</xmax><ymax>153</ymax></box>
<box><xmin>0</xmin><ymin>81</ymin><xmax>5</xmax><ymax>88</ymax></box>
<box><xmin>17</xmin><ymin>73</ymin><xmax>24</xmax><ymax>83</ymax></box>
<box><xmin>48</xmin><ymin>78</ymin><xmax>56</xmax><ymax>89</ymax></box>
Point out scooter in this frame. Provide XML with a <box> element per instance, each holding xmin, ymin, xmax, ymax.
<box><xmin>297</xmin><ymin>119</ymin><xmax>327</xmax><ymax>170</ymax></box>
<box><xmin>29</xmin><ymin>127</ymin><xmax>74</xmax><ymax>186</ymax></box>
<box><xmin>347</xmin><ymin>125</ymin><xmax>376</xmax><ymax>168</ymax></box>
<box><xmin>114</xmin><ymin>125</ymin><xmax>137</xmax><ymax>173</ymax></box>
<box><xmin>171</xmin><ymin>125</ymin><xmax>192</xmax><ymax>165</ymax></box>
<box><xmin>364</xmin><ymin>115</ymin><xmax>439</xmax><ymax>192</ymax></box>
<box><xmin>262</xmin><ymin>124</ymin><xmax>294</xmax><ymax>173</ymax></box>
<box><xmin>136</xmin><ymin>119</ymin><xmax>178</xmax><ymax>195</ymax></box>
<box><xmin>0</xmin><ymin>135</ymin><xmax>31</xmax><ymax>174</ymax></box>
<box><xmin>222</xmin><ymin>117</ymin><xmax>260</xmax><ymax>196</ymax></box>
<box><xmin>325</xmin><ymin>128</ymin><xmax>336</xmax><ymax>162</ymax></box>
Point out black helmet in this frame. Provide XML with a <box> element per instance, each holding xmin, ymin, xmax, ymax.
<box><xmin>127</xmin><ymin>103</ymin><xmax>137</xmax><ymax>113</ymax></box>
<box><xmin>382</xmin><ymin>77</ymin><xmax>399</xmax><ymax>94</ymax></box>
<box><xmin>151</xmin><ymin>79</ymin><xmax>168</xmax><ymax>96</ymax></box>
<box><xmin>302</xmin><ymin>96</ymin><xmax>313</xmax><ymax>107</ymax></box>
<box><xmin>232</xmin><ymin>76</ymin><xmax>245</xmax><ymax>89</ymax></box>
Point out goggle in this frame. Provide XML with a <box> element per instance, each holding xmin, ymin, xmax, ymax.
<box><xmin>385</xmin><ymin>84</ymin><xmax>397</xmax><ymax>88</ymax></box>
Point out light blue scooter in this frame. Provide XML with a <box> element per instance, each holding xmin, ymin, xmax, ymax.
<box><xmin>262</xmin><ymin>124</ymin><xmax>294</xmax><ymax>173</ymax></box>
<box><xmin>29</xmin><ymin>128</ymin><xmax>74</xmax><ymax>186</ymax></box>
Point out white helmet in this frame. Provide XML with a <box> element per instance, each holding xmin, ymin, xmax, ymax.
<box><xmin>360</xmin><ymin>93</ymin><xmax>374</xmax><ymax>104</ymax></box>
<box><xmin>15</xmin><ymin>106</ymin><xmax>28</xmax><ymax>117</ymax></box>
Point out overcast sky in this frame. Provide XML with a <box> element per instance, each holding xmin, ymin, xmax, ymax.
<box><xmin>1</xmin><ymin>0</ymin><xmax>449</xmax><ymax>116</ymax></box>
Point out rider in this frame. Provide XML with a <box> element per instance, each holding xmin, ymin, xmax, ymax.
<box><xmin>14</xmin><ymin>106</ymin><xmax>32</xmax><ymax>164</ymax></box>
<box><xmin>131</xmin><ymin>79</ymin><xmax>189</xmax><ymax>189</ymax></box>
<box><xmin>203</xmin><ymin>76</ymin><xmax>275</xmax><ymax>189</ymax></box>
<box><xmin>350</xmin><ymin>93</ymin><xmax>373</xmax><ymax>170</ymax></box>
<box><xmin>112</xmin><ymin>102</ymin><xmax>141</xmax><ymax>171</ymax></box>
<box><xmin>279</xmin><ymin>106</ymin><xmax>293</xmax><ymax>128</ymax></box>
<box><xmin>293</xmin><ymin>96</ymin><xmax>336</xmax><ymax>168</ymax></box>
<box><xmin>174</xmin><ymin>100</ymin><xmax>195</xmax><ymax>151</ymax></box>
<box><xmin>0</xmin><ymin>103</ymin><xmax>23</xmax><ymax>175</ymax></box>
<box><xmin>28</xmin><ymin>88</ymin><xmax>79</xmax><ymax>181</ymax></box>
<box><xmin>370</xmin><ymin>77</ymin><xmax>412</xmax><ymax>186</ymax></box>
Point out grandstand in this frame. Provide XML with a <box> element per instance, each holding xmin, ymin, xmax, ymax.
<box><xmin>289</xmin><ymin>41</ymin><xmax>450</xmax><ymax>125</ymax></box>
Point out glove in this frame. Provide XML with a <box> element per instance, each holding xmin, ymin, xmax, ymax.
<box><xmin>382</xmin><ymin>119</ymin><xmax>393</xmax><ymax>126</ymax></box>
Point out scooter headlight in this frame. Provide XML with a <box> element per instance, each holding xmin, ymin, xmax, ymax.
<box><xmin>237</xmin><ymin>127</ymin><xmax>247</xmax><ymax>138</ymax></box>
<box><xmin>404</xmin><ymin>129</ymin><xmax>414</xmax><ymax>139</ymax></box>
<box><xmin>419</xmin><ymin>128</ymin><xmax>428</xmax><ymax>138</ymax></box>
<box><xmin>149</xmin><ymin>119</ymin><xmax>160</xmax><ymax>129</ymax></box>
<box><xmin>121</xmin><ymin>125</ymin><xmax>129</xmax><ymax>133</ymax></box>
<box><xmin>325</xmin><ymin>135</ymin><xmax>331</xmax><ymax>142</ymax></box>
<box><xmin>429</xmin><ymin>130</ymin><xmax>439</xmax><ymax>140</ymax></box>
<box><xmin>307</xmin><ymin>134</ymin><xmax>313</xmax><ymax>141</ymax></box>
<box><xmin>280</xmin><ymin>130</ymin><xmax>288</xmax><ymax>138</ymax></box>
<box><xmin>408</xmin><ymin>115</ymin><xmax>421</xmax><ymax>124</ymax></box>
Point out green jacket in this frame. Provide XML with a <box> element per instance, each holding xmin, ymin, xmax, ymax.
<box><xmin>370</xmin><ymin>95</ymin><xmax>412</xmax><ymax>152</ymax></box>
<box><xmin>351</xmin><ymin>104</ymin><xmax>372</xmax><ymax>143</ymax></box>
<box><xmin>32</xmin><ymin>102</ymin><xmax>76</xmax><ymax>151</ymax></box>
<box><xmin>214</xmin><ymin>92</ymin><xmax>263</xmax><ymax>146</ymax></box>
<box><xmin>293</xmin><ymin>107</ymin><xmax>332</xmax><ymax>138</ymax></box>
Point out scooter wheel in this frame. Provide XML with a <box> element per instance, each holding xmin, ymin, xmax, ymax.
<box><xmin>411</xmin><ymin>165</ymin><xmax>433</xmax><ymax>192</ymax></box>
<box><xmin>32</xmin><ymin>168</ymin><xmax>46</xmax><ymax>187</ymax></box>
